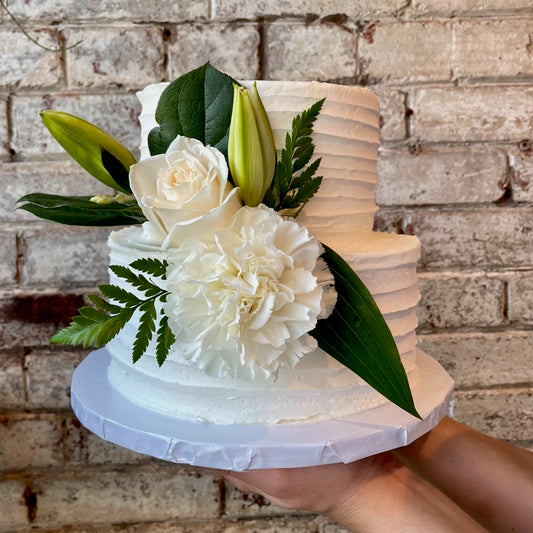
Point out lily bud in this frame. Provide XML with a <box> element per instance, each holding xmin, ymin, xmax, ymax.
<box><xmin>40</xmin><ymin>110</ymin><xmax>136</xmax><ymax>194</ymax></box>
<box><xmin>228</xmin><ymin>83</ymin><xmax>276</xmax><ymax>207</ymax></box>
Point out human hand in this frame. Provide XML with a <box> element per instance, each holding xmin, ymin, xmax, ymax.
<box><xmin>220</xmin><ymin>452</ymin><xmax>393</xmax><ymax>514</ymax></box>
<box><xmin>219</xmin><ymin>449</ymin><xmax>487</xmax><ymax>533</ymax></box>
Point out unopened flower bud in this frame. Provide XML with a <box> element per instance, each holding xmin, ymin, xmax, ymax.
<box><xmin>228</xmin><ymin>83</ymin><xmax>276</xmax><ymax>207</ymax></box>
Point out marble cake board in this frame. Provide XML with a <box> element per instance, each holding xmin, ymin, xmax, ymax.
<box><xmin>71</xmin><ymin>348</ymin><xmax>454</xmax><ymax>471</ymax></box>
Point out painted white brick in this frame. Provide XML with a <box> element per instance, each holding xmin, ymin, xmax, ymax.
<box><xmin>11</xmin><ymin>94</ymin><xmax>141</xmax><ymax>158</ymax></box>
<box><xmin>25</xmin><ymin>517</ymin><xmax>323</xmax><ymax>532</ymax></box>
<box><xmin>417</xmin><ymin>272</ymin><xmax>505</xmax><ymax>329</ymax></box>
<box><xmin>377</xmin><ymin>146</ymin><xmax>506</xmax><ymax>205</ymax></box>
<box><xmin>0</xmin><ymin>479</ymin><xmax>28</xmax><ymax>530</ymax></box>
<box><xmin>34</xmin><ymin>468</ymin><xmax>219</xmax><ymax>526</ymax></box>
<box><xmin>21</xmin><ymin>226</ymin><xmax>109</xmax><ymax>285</ymax></box>
<box><xmin>214</xmin><ymin>0</ymin><xmax>406</xmax><ymax>18</ymax></box>
<box><xmin>0</xmin><ymin>29</ymin><xmax>62</xmax><ymax>89</ymax></box>
<box><xmin>375</xmin><ymin>89</ymin><xmax>407</xmax><ymax>141</ymax></box>
<box><xmin>418</xmin><ymin>331</ymin><xmax>533</xmax><ymax>389</ymax></box>
<box><xmin>0</xmin><ymin>353</ymin><xmax>25</xmax><ymax>410</ymax></box>
<box><xmin>267</xmin><ymin>22</ymin><xmax>356</xmax><ymax>81</ymax></box>
<box><xmin>0</xmin><ymin>414</ymin><xmax>63</xmax><ymax>471</ymax></box>
<box><xmin>509</xmin><ymin>146</ymin><xmax>533</xmax><ymax>202</ymax></box>
<box><xmin>359</xmin><ymin>21</ymin><xmax>453</xmax><ymax>83</ymax></box>
<box><xmin>6</xmin><ymin>0</ymin><xmax>208</xmax><ymax>22</ymax></box>
<box><xmin>221</xmin><ymin>518</ymin><xmax>321</xmax><ymax>532</ymax></box>
<box><xmin>0</xmin><ymin>292</ymin><xmax>87</xmax><ymax>350</ymax></box>
<box><xmin>0</xmin><ymin>231</ymin><xmax>17</xmax><ymax>286</ymax></box>
<box><xmin>508</xmin><ymin>271</ymin><xmax>533</xmax><ymax>324</ymax></box>
<box><xmin>0</xmin><ymin>161</ymin><xmax>112</xmax><ymax>222</ymax></box>
<box><xmin>0</xmin><ymin>99</ymin><xmax>9</xmax><ymax>160</ymax></box>
<box><xmin>169</xmin><ymin>23</ymin><xmax>260</xmax><ymax>80</ymax></box>
<box><xmin>387</xmin><ymin>207</ymin><xmax>533</xmax><ymax>268</ymax></box>
<box><xmin>454</xmin><ymin>19</ymin><xmax>533</xmax><ymax>79</ymax></box>
<box><xmin>224</xmin><ymin>484</ymin><xmax>291</xmax><ymax>518</ymax></box>
<box><xmin>66</xmin><ymin>26</ymin><xmax>165</xmax><ymax>89</ymax></box>
<box><xmin>410</xmin><ymin>87</ymin><xmax>533</xmax><ymax>143</ymax></box>
<box><xmin>414</xmin><ymin>0</ymin><xmax>533</xmax><ymax>15</ymax></box>
<box><xmin>25</xmin><ymin>349</ymin><xmax>86</xmax><ymax>409</ymax></box>
<box><xmin>65</xmin><ymin>415</ymin><xmax>149</xmax><ymax>466</ymax></box>
<box><xmin>322</xmin><ymin>523</ymin><xmax>351</xmax><ymax>533</ymax></box>
<box><xmin>454</xmin><ymin>389</ymin><xmax>533</xmax><ymax>442</ymax></box>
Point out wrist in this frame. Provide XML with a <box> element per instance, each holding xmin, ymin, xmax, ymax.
<box><xmin>323</xmin><ymin>453</ymin><xmax>401</xmax><ymax>526</ymax></box>
<box><xmin>325</xmin><ymin>453</ymin><xmax>485</xmax><ymax>533</ymax></box>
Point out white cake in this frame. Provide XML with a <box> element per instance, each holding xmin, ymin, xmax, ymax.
<box><xmin>106</xmin><ymin>81</ymin><xmax>421</xmax><ymax>424</ymax></box>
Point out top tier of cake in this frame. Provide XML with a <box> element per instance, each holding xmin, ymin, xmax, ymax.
<box><xmin>137</xmin><ymin>81</ymin><xmax>381</xmax><ymax>246</ymax></box>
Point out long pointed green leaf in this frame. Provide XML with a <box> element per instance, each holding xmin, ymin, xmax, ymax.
<box><xmin>312</xmin><ymin>245</ymin><xmax>421</xmax><ymax>419</ymax></box>
<box><xmin>132</xmin><ymin>301</ymin><xmax>157</xmax><ymax>363</ymax></box>
<box><xmin>41</xmin><ymin>110</ymin><xmax>136</xmax><ymax>193</ymax></box>
<box><xmin>156</xmin><ymin>315</ymin><xmax>175</xmax><ymax>366</ymax></box>
<box><xmin>17</xmin><ymin>194</ymin><xmax>145</xmax><ymax>226</ymax></box>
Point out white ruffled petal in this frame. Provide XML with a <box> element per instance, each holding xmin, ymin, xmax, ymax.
<box><xmin>162</xmin><ymin>204</ymin><xmax>337</xmax><ymax>380</ymax></box>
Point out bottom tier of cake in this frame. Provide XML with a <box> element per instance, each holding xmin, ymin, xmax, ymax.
<box><xmin>106</xmin><ymin>226</ymin><xmax>421</xmax><ymax>425</ymax></box>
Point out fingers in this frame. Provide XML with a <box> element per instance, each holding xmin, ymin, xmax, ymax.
<box><xmin>223</xmin><ymin>471</ymin><xmax>264</xmax><ymax>494</ymax></box>
<box><xmin>206</xmin><ymin>468</ymin><xmax>269</xmax><ymax>496</ymax></box>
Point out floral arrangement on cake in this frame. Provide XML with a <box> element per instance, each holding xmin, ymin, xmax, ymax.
<box><xmin>18</xmin><ymin>64</ymin><xmax>420</xmax><ymax>418</ymax></box>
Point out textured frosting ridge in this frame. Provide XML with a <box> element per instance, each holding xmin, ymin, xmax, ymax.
<box><xmin>107</xmin><ymin>80</ymin><xmax>422</xmax><ymax>424</ymax></box>
<box><xmin>137</xmin><ymin>80</ymin><xmax>381</xmax><ymax>241</ymax></box>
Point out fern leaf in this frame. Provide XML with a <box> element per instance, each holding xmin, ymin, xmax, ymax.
<box><xmin>130</xmin><ymin>257</ymin><xmax>169</xmax><ymax>279</ymax></box>
<box><xmin>155</xmin><ymin>315</ymin><xmax>176</xmax><ymax>367</ymax></box>
<box><xmin>99</xmin><ymin>284</ymin><xmax>142</xmax><ymax>306</ymax></box>
<box><xmin>132</xmin><ymin>301</ymin><xmax>157</xmax><ymax>363</ymax></box>
<box><xmin>86</xmin><ymin>293</ymin><xmax>121</xmax><ymax>314</ymax></box>
<box><xmin>109</xmin><ymin>265</ymin><xmax>159</xmax><ymax>295</ymax></box>
<box><xmin>263</xmin><ymin>98</ymin><xmax>325</xmax><ymax>214</ymax></box>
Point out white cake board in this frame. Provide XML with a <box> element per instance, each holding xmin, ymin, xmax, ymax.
<box><xmin>71</xmin><ymin>348</ymin><xmax>453</xmax><ymax>471</ymax></box>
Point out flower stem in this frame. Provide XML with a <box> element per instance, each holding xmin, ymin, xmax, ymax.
<box><xmin>0</xmin><ymin>0</ymin><xmax>82</xmax><ymax>52</ymax></box>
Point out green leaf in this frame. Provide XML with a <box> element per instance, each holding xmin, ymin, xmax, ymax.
<box><xmin>156</xmin><ymin>315</ymin><xmax>176</xmax><ymax>366</ymax></box>
<box><xmin>95</xmin><ymin>308</ymin><xmax>135</xmax><ymax>346</ymax></box>
<box><xmin>50</xmin><ymin>263</ymin><xmax>173</xmax><ymax>364</ymax></box>
<box><xmin>99</xmin><ymin>284</ymin><xmax>143</xmax><ymax>307</ymax></box>
<box><xmin>17</xmin><ymin>193</ymin><xmax>146</xmax><ymax>226</ymax></box>
<box><xmin>263</xmin><ymin>98</ymin><xmax>325</xmax><ymax>215</ymax></box>
<box><xmin>40</xmin><ymin>110</ymin><xmax>136</xmax><ymax>193</ymax></box>
<box><xmin>50</xmin><ymin>317</ymin><xmax>102</xmax><ymax>348</ymax></box>
<box><xmin>50</xmin><ymin>306</ymin><xmax>134</xmax><ymax>348</ymax></box>
<box><xmin>311</xmin><ymin>245</ymin><xmax>421</xmax><ymax>419</ymax></box>
<box><xmin>78</xmin><ymin>306</ymin><xmax>108</xmax><ymax>322</ymax></box>
<box><xmin>109</xmin><ymin>265</ymin><xmax>161</xmax><ymax>296</ymax></box>
<box><xmin>87</xmin><ymin>293</ymin><xmax>122</xmax><ymax>314</ymax></box>
<box><xmin>148</xmin><ymin>63</ymin><xmax>238</xmax><ymax>159</ymax></box>
<box><xmin>279</xmin><ymin>160</ymin><xmax>322</xmax><ymax>214</ymax></box>
<box><xmin>132</xmin><ymin>300</ymin><xmax>157</xmax><ymax>363</ymax></box>
<box><xmin>130</xmin><ymin>258</ymin><xmax>169</xmax><ymax>279</ymax></box>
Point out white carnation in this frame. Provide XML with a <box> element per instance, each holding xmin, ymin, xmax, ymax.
<box><xmin>163</xmin><ymin>205</ymin><xmax>336</xmax><ymax>380</ymax></box>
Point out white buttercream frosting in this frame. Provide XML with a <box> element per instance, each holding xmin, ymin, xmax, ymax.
<box><xmin>107</xmin><ymin>80</ymin><xmax>422</xmax><ymax>424</ymax></box>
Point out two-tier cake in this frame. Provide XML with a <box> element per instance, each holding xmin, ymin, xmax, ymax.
<box><xmin>104</xmin><ymin>80</ymin><xmax>422</xmax><ymax>424</ymax></box>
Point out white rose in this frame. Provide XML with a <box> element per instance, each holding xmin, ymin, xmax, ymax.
<box><xmin>163</xmin><ymin>204</ymin><xmax>336</xmax><ymax>380</ymax></box>
<box><xmin>130</xmin><ymin>135</ymin><xmax>242</xmax><ymax>248</ymax></box>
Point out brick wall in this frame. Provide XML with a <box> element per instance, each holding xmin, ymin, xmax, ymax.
<box><xmin>1</xmin><ymin>1</ymin><xmax>532</xmax><ymax>531</ymax></box>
